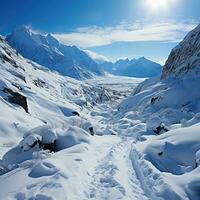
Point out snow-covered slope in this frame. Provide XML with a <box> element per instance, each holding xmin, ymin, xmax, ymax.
<box><xmin>99</xmin><ymin>57</ymin><xmax>162</xmax><ymax>78</ymax></box>
<box><xmin>0</xmin><ymin>36</ymin><xmax>148</xmax><ymax>199</ymax></box>
<box><xmin>1</xmin><ymin>23</ymin><xmax>200</xmax><ymax>200</ymax></box>
<box><xmin>115</xmin><ymin>24</ymin><xmax>200</xmax><ymax>199</ymax></box>
<box><xmin>6</xmin><ymin>26</ymin><xmax>103</xmax><ymax>80</ymax></box>
<box><xmin>118</xmin><ymin>24</ymin><xmax>200</xmax><ymax>125</ymax></box>
<box><xmin>0</xmin><ymin>36</ymin><xmax>116</xmax><ymax>151</ymax></box>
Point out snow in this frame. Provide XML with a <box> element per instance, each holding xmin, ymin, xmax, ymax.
<box><xmin>23</xmin><ymin>126</ymin><xmax>57</xmax><ymax>145</ymax></box>
<box><xmin>161</xmin><ymin>24</ymin><xmax>200</xmax><ymax>79</ymax></box>
<box><xmin>6</xmin><ymin>26</ymin><xmax>103</xmax><ymax>80</ymax></box>
<box><xmin>55</xmin><ymin>126</ymin><xmax>90</xmax><ymax>151</ymax></box>
<box><xmin>0</xmin><ymin>48</ymin><xmax>148</xmax><ymax>199</ymax></box>
<box><xmin>99</xmin><ymin>57</ymin><xmax>162</xmax><ymax>78</ymax></box>
<box><xmin>140</xmin><ymin>123</ymin><xmax>200</xmax><ymax>173</ymax></box>
<box><xmin>1</xmin><ymin>23</ymin><xmax>200</xmax><ymax>200</ymax></box>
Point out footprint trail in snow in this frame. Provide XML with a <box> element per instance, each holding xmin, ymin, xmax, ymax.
<box><xmin>88</xmin><ymin>140</ymin><xmax>149</xmax><ymax>200</ymax></box>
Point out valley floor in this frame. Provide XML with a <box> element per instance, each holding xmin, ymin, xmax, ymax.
<box><xmin>78</xmin><ymin>76</ymin><xmax>150</xmax><ymax>200</ymax></box>
<box><xmin>0</xmin><ymin>76</ymin><xmax>154</xmax><ymax>199</ymax></box>
<box><xmin>1</xmin><ymin>75</ymin><xmax>196</xmax><ymax>200</ymax></box>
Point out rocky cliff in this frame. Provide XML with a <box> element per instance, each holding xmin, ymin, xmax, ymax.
<box><xmin>161</xmin><ymin>24</ymin><xmax>200</xmax><ymax>79</ymax></box>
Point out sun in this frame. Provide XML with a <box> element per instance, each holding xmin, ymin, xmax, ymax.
<box><xmin>145</xmin><ymin>0</ymin><xmax>169</xmax><ymax>12</ymax></box>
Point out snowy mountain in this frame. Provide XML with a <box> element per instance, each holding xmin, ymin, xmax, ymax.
<box><xmin>6</xmin><ymin>26</ymin><xmax>103</xmax><ymax>80</ymax></box>
<box><xmin>117</xmin><ymin>24</ymin><xmax>200</xmax><ymax>199</ymax></box>
<box><xmin>99</xmin><ymin>57</ymin><xmax>162</xmax><ymax>78</ymax></box>
<box><xmin>0</xmin><ymin>35</ymin><xmax>147</xmax><ymax>199</ymax></box>
<box><xmin>161</xmin><ymin>24</ymin><xmax>200</xmax><ymax>79</ymax></box>
<box><xmin>0</xmin><ymin>36</ymin><xmax>120</xmax><ymax>147</ymax></box>
<box><xmin>1</xmin><ymin>22</ymin><xmax>200</xmax><ymax>200</ymax></box>
<box><xmin>83</xmin><ymin>50</ymin><xmax>110</xmax><ymax>64</ymax></box>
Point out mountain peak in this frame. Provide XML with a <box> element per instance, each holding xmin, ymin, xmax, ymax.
<box><xmin>10</xmin><ymin>25</ymin><xmax>35</xmax><ymax>37</ymax></box>
<box><xmin>46</xmin><ymin>33</ymin><xmax>58</xmax><ymax>41</ymax></box>
<box><xmin>137</xmin><ymin>56</ymin><xmax>148</xmax><ymax>62</ymax></box>
<box><xmin>46</xmin><ymin>33</ymin><xmax>60</xmax><ymax>47</ymax></box>
<box><xmin>6</xmin><ymin>26</ymin><xmax>103</xmax><ymax>79</ymax></box>
<box><xmin>138</xmin><ymin>56</ymin><xmax>146</xmax><ymax>59</ymax></box>
<box><xmin>116</xmin><ymin>58</ymin><xmax>130</xmax><ymax>63</ymax></box>
<box><xmin>6</xmin><ymin>25</ymin><xmax>43</xmax><ymax>51</ymax></box>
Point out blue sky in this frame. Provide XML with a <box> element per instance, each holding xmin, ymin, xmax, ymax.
<box><xmin>0</xmin><ymin>0</ymin><xmax>199</xmax><ymax>63</ymax></box>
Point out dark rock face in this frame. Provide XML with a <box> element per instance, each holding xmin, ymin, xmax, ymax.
<box><xmin>89</xmin><ymin>127</ymin><xmax>94</xmax><ymax>136</ymax></box>
<box><xmin>153</xmin><ymin>123</ymin><xmax>169</xmax><ymax>135</ymax></box>
<box><xmin>151</xmin><ymin>96</ymin><xmax>163</xmax><ymax>105</ymax></box>
<box><xmin>33</xmin><ymin>79</ymin><xmax>46</xmax><ymax>88</ymax></box>
<box><xmin>161</xmin><ymin>24</ymin><xmax>200</xmax><ymax>79</ymax></box>
<box><xmin>3</xmin><ymin>88</ymin><xmax>28</xmax><ymax>113</ymax></box>
<box><xmin>43</xmin><ymin>141</ymin><xmax>56</xmax><ymax>152</ymax></box>
<box><xmin>72</xmin><ymin>111</ymin><xmax>80</xmax><ymax>116</ymax></box>
<box><xmin>0</xmin><ymin>164</ymin><xmax>8</xmax><ymax>175</ymax></box>
<box><xmin>2</xmin><ymin>54</ymin><xmax>18</xmax><ymax>68</ymax></box>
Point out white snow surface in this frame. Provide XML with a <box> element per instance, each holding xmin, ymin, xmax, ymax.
<box><xmin>1</xmin><ymin>23</ymin><xmax>200</xmax><ymax>200</ymax></box>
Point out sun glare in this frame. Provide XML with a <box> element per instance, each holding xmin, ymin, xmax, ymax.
<box><xmin>145</xmin><ymin>0</ymin><xmax>169</xmax><ymax>12</ymax></box>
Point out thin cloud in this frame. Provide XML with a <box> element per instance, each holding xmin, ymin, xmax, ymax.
<box><xmin>83</xmin><ymin>50</ymin><xmax>110</xmax><ymax>63</ymax></box>
<box><xmin>54</xmin><ymin>20</ymin><xmax>198</xmax><ymax>48</ymax></box>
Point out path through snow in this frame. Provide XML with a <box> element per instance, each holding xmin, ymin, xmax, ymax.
<box><xmin>88</xmin><ymin>139</ymin><xmax>149</xmax><ymax>200</ymax></box>
<box><xmin>82</xmin><ymin>76</ymin><xmax>151</xmax><ymax>200</ymax></box>
<box><xmin>0</xmin><ymin>76</ymin><xmax>153</xmax><ymax>200</ymax></box>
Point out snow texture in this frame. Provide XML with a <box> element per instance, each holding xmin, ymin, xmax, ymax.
<box><xmin>1</xmin><ymin>24</ymin><xmax>200</xmax><ymax>200</ymax></box>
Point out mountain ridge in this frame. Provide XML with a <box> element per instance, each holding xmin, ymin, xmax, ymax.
<box><xmin>99</xmin><ymin>56</ymin><xmax>162</xmax><ymax>78</ymax></box>
<box><xmin>161</xmin><ymin>24</ymin><xmax>200</xmax><ymax>79</ymax></box>
<box><xmin>6</xmin><ymin>26</ymin><xmax>103</xmax><ymax>80</ymax></box>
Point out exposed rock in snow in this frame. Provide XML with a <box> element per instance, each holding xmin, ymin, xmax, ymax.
<box><xmin>2</xmin><ymin>87</ymin><xmax>28</xmax><ymax>113</ymax></box>
<box><xmin>195</xmin><ymin>149</ymin><xmax>200</xmax><ymax>167</ymax></box>
<box><xmin>1</xmin><ymin>125</ymin><xmax>90</xmax><ymax>169</ymax></box>
<box><xmin>161</xmin><ymin>24</ymin><xmax>200</xmax><ymax>79</ymax></box>
<box><xmin>146</xmin><ymin>116</ymin><xmax>168</xmax><ymax>135</ymax></box>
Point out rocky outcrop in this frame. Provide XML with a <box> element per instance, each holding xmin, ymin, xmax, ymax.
<box><xmin>3</xmin><ymin>88</ymin><xmax>28</xmax><ymax>113</ymax></box>
<box><xmin>161</xmin><ymin>24</ymin><xmax>200</xmax><ymax>79</ymax></box>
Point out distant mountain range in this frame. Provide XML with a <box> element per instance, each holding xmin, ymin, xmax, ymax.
<box><xmin>99</xmin><ymin>57</ymin><xmax>162</xmax><ymax>78</ymax></box>
<box><xmin>6</xmin><ymin>26</ymin><xmax>103</xmax><ymax>80</ymax></box>
<box><xmin>5</xmin><ymin>26</ymin><xmax>162</xmax><ymax>79</ymax></box>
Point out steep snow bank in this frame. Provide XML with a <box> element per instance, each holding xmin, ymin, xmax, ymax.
<box><xmin>2</xmin><ymin>125</ymin><xmax>90</xmax><ymax>168</ymax></box>
<box><xmin>118</xmin><ymin>73</ymin><xmax>200</xmax><ymax>125</ymax></box>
